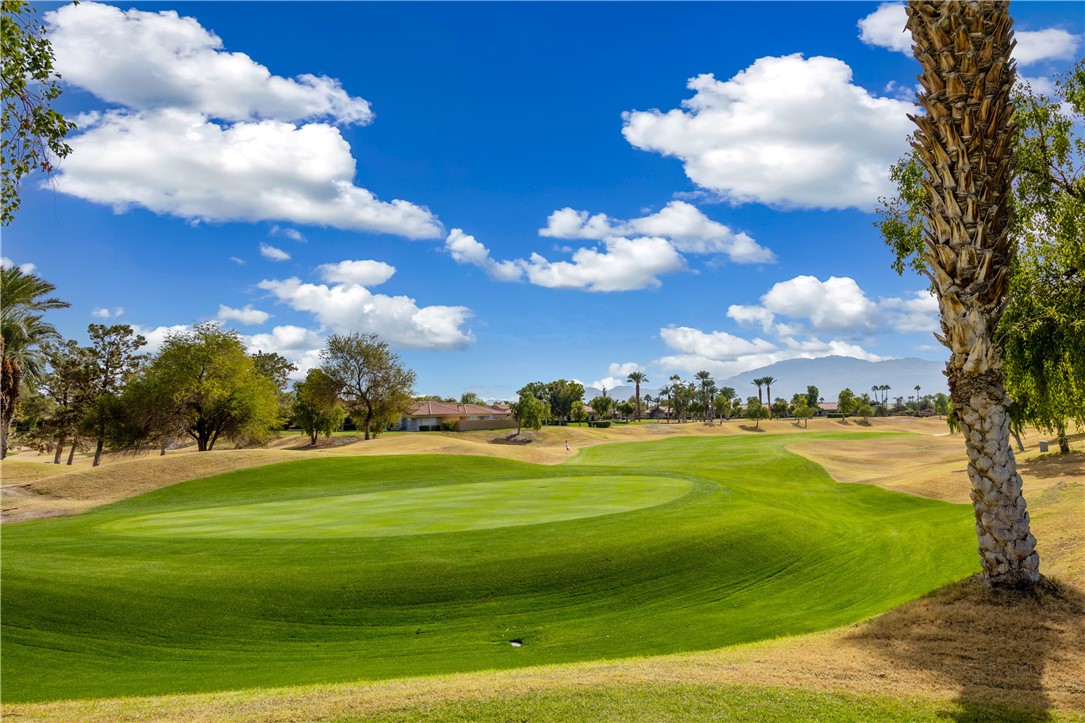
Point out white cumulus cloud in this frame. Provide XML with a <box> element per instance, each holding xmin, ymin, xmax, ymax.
<box><xmin>47</xmin><ymin>2</ymin><xmax>372</xmax><ymax>125</ymax></box>
<box><xmin>44</xmin><ymin>4</ymin><xmax>442</xmax><ymax>240</ymax></box>
<box><xmin>316</xmin><ymin>259</ymin><xmax>396</xmax><ymax>286</ymax></box>
<box><xmin>540</xmin><ymin>201</ymin><xmax>774</xmax><ymax>263</ymax></box>
<box><xmin>857</xmin><ymin>3</ymin><xmax>911</xmax><ymax>53</ymax></box>
<box><xmin>217</xmin><ymin>304</ymin><xmax>271</xmax><ymax>325</ymax></box>
<box><xmin>1</xmin><ymin>257</ymin><xmax>37</xmax><ymax>274</ymax></box>
<box><xmin>621</xmin><ymin>54</ymin><xmax>913</xmax><ymax>211</ymax></box>
<box><xmin>445</xmin><ymin>229</ymin><xmax>523</xmax><ymax>282</ymax></box>
<box><xmin>257</xmin><ymin>269</ymin><xmax>474</xmax><ymax>350</ymax></box>
<box><xmin>91</xmin><ymin>306</ymin><xmax>124</xmax><ymax>319</ymax></box>
<box><xmin>55</xmin><ymin>110</ymin><xmax>442</xmax><ymax>239</ymax></box>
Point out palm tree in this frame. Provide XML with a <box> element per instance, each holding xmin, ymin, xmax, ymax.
<box><xmin>906</xmin><ymin>0</ymin><xmax>1038</xmax><ymax>588</ymax></box>
<box><xmin>762</xmin><ymin>376</ymin><xmax>777</xmax><ymax>419</ymax></box>
<box><xmin>668</xmin><ymin>374</ymin><xmax>682</xmax><ymax>422</ymax></box>
<box><xmin>752</xmin><ymin>377</ymin><xmax>765</xmax><ymax>407</ymax></box>
<box><xmin>914</xmin><ymin>385</ymin><xmax>921</xmax><ymax>405</ymax></box>
<box><xmin>694</xmin><ymin>371</ymin><xmax>713</xmax><ymax>421</ymax></box>
<box><xmin>627</xmin><ymin>371</ymin><xmax>648</xmax><ymax>420</ymax></box>
<box><xmin>1</xmin><ymin>265</ymin><xmax>70</xmax><ymax>458</ymax></box>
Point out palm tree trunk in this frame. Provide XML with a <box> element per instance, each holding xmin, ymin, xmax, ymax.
<box><xmin>907</xmin><ymin>0</ymin><xmax>1039</xmax><ymax>588</ymax></box>
<box><xmin>0</xmin><ymin>355</ymin><xmax>22</xmax><ymax>460</ymax></box>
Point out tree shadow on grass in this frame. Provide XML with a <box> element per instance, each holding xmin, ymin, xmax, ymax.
<box><xmin>738</xmin><ymin>424</ymin><xmax>767</xmax><ymax>433</ymax></box>
<box><xmin>850</xmin><ymin>576</ymin><xmax>1085</xmax><ymax>721</ymax></box>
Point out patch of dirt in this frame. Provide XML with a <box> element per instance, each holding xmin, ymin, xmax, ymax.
<box><xmin>491</xmin><ymin>431</ymin><xmax>537</xmax><ymax>445</ymax></box>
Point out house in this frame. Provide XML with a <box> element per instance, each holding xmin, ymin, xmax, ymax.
<box><xmin>818</xmin><ymin>402</ymin><xmax>839</xmax><ymax>415</ymax></box>
<box><xmin>646</xmin><ymin>405</ymin><xmax>673</xmax><ymax>420</ymax></box>
<box><xmin>399</xmin><ymin>401</ymin><xmax>514</xmax><ymax>432</ymax></box>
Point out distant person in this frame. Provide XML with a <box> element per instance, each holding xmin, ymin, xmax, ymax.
<box><xmin>565</xmin><ymin>440</ymin><xmax>570</xmax><ymax>452</ymax></box>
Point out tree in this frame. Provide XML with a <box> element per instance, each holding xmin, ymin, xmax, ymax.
<box><xmin>591</xmin><ymin>394</ymin><xmax>614</xmax><ymax>420</ymax></box>
<box><xmin>752</xmin><ymin>377</ymin><xmax>765</xmax><ymax>407</ymax></box>
<box><xmin>855</xmin><ymin>400</ymin><xmax>874</xmax><ymax>423</ymax></box>
<box><xmin>793</xmin><ymin>398</ymin><xmax>814</xmax><ymax>428</ymax></box>
<box><xmin>713</xmin><ymin>392</ymin><xmax>732</xmax><ymax>422</ymax></box>
<box><xmin>617</xmin><ymin>400</ymin><xmax>637</xmax><ymax>420</ymax></box>
<box><xmin>1</xmin><ymin>0</ymin><xmax>78</xmax><ymax>225</ymax></box>
<box><xmin>879</xmin><ymin>58</ymin><xmax>1083</xmax><ymax>456</ymax></box>
<box><xmin>39</xmin><ymin>339</ymin><xmax>92</xmax><ymax>464</ymax></box>
<box><xmin>837</xmin><ymin>388</ymin><xmax>856</xmax><ymax>418</ymax></box>
<box><xmin>0</xmin><ymin>264</ymin><xmax>69</xmax><ymax>458</ymax></box>
<box><xmin>771</xmin><ymin>397</ymin><xmax>789</xmax><ymax>420</ymax></box>
<box><xmin>933</xmin><ymin>392</ymin><xmax>950</xmax><ymax>419</ymax></box>
<box><xmin>460</xmin><ymin>391</ymin><xmax>485</xmax><ymax>406</ymax></box>
<box><xmin>321</xmin><ymin>333</ymin><xmax>415</xmax><ymax>441</ymax></box>
<box><xmin>510</xmin><ymin>388</ymin><xmax>547</xmax><ymax>434</ymax></box>
<box><xmin>81</xmin><ymin>324</ymin><xmax>146</xmax><ymax>466</ymax></box>
<box><xmin>805</xmin><ymin>385</ymin><xmax>819</xmax><ymax>409</ymax></box>
<box><xmin>140</xmin><ymin>323</ymin><xmax>280</xmax><ymax>451</ymax></box>
<box><xmin>762</xmin><ymin>376</ymin><xmax>777</xmax><ymax>418</ymax></box>
<box><xmin>293</xmin><ymin>369</ymin><xmax>346</xmax><ymax>445</ymax></box>
<box><xmin>744</xmin><ymin>397</ymin><xmax>767</xmax><ymax>429</ymax></box>
<box><xmin>905</xmin><ymin>1</ymin><xmax>1039</xmax><ymax>588</ymax></box>
<box><xmin>694</xmin><ymin>371</ymin><xmax>714</xmax><ymax>421</ymax></box>
<box><xmin>546</xmin><ymin>379</ymin><xmax>585</xmax><ymax>425</ymax></box>
<box><xmin>626</xmin><ymin>371</ymin><xmax>648</xmax><ymax>420</ymax></box>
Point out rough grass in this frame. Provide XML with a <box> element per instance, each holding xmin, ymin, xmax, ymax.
<box><xmin>3</xmin><ymin>418</ymin><xmax>1082</xmax><ymax>721</ymax></box>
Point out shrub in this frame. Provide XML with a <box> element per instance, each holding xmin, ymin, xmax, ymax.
<box><xmin>441</xmin><ymin>420</ymin><xmax>458</xmax><ymax>432</ymax></box>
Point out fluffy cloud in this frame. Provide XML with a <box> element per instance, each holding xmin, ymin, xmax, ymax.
<box><xmin>445</xmin><ymin>230</ymin><xmax>686</xmax><ymax>292</ymax></box>
<box><xmin>92</xmin><ymin>306</ymin><xmax>125</xmax><ymax>319</ymax></box>
<box><xmin>621</xmin><ymin>55</ymin><xmax>913</xmax><ymax>210</ymax></box>
<box><xmin>1</xmin><ymin>257</ymin><xmax>37</xmax><ymax>273</ymax></box>
<box><xmin>217</xmin><ymin>304</ymin><xmax>271</xmax><ymax>325</ymax></box>
<box><xmin>257</xmin><ymin>266</ymin><xmax>474</xmax><ymax>350</ymax></box>
<box><xmin>259</xmin><ymin>243</ymin><xmax>291</xmax><ymax>261</ymax></box>
<box><xmin>519</xmin><ymin>237</ymin><xmax>686</xmax><ymax>292</ymax></box>
<box><xmin>131</xmin><ymin>324</ymin><xmax>192</xmax><ymax>354</ymax></box>
<box><xmin>271</xmin><ymin>225</ymin><xmax>306</xmax><ymax>242</ymax></box>
<box><xmin>857</xmin><ymin>3</ymin><xmax>911</xmax><ymax>53</ymax></box>
<box><xmin>726</xmin><ymin>275</ymin><xmax>938</xmax><ymax>336</ymax></box>
<box><xmin>316</xmin><ymin>259</ymin><xmax>396</xmax><ymax>286</ymax></box>
<box><xmin>45</xmin><ymin>4</ymin><xmax>442</xmax><ymax>240</ymax></box>
<box><xmin>444</xmin><ymin>229</ymin><xmax>523</xmax><ymax>282</ymax></box>
<box><xmin>609</xmin><ymin>361</ymin><xmax>644</xmax><ymax>378</ymax></box>
<box><xmin>540</xmin><ymin>201</ymin><xmax>774</xmax><ymax>263</ymax></box>
<box><xmin>55</xmin><ymin>110</ymin><xmax>442</xmax><ymax>238</ymax></box>
<box><xmin>657</xmin><ymin>325</ymin><xmax>887</xmax><ymax>378</ymax></box>
<box><xmin>47</xmin><ymin>3</ymin><xmax>372</xmax><ymax>125</ymax></box>
<box><xmin>857</xmin><ymin>4</ymin><xmax>1081</xmax><ymax>66</ymax></box>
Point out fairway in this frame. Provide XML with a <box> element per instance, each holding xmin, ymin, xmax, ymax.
<box><xmin>0</xmin><ymin>432</ymin><xmax>979</xmax><ymax>703</ymax></box>
<box><xmin>99</xmin><ymin>475</ymin><xmax>690</xmax><ymax>538</ymax></box>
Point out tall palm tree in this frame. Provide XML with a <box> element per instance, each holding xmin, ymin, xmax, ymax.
<box><xmin>694</xmin><ymin>371</ymin><xmax>712</xmax><ymax>420</ymax></box>
<box><xmin>627</xmin><ymin>371</ymin><xmax>648</xmax><ymax>420</ymax></box>
<box><xmin>1</xmin><ymin>265</ymin><xmax>70</xmax><ymax>458</ymax></box>
<box><xmin>914</xmin><ymin>384</ymin><xmax>921</xmax><ymax>406</ymax></box>
<box><xmin>752</xmin><ymin>377</ymin><xmax>765</xmax><ymax>407</ymax></box>
<box><xmin>762</xmin><ymin>376</ymin><xmax>777</xmax><ymax>419</ymax></box>
<box><xmin>906</xmin><ymin>0</ymin><xmax>1039</xmax><ymax>588</ymax></box>
<box><xmin>668</xmin><ymin>374</ymin><xmax>682</xmax><ymax>422</ymax></box>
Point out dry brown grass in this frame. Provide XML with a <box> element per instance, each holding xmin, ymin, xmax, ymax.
<box><xmin>3</xmin><ymin>417</ymin><xmax>1083</xmax><ymax>721</ymax></box>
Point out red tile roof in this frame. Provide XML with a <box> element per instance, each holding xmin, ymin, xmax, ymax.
<box><xmin>406</xmin><ymin>402</ymin><xmax>511</xmax><ymax>418</ymax></box>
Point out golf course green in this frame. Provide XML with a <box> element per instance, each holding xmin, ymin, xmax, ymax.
<box><xmin>0</xmin><ymin>432</ymin><xmax>979</xmax><ymax>702</ymax></box>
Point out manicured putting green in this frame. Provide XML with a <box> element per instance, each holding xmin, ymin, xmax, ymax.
<box><xmin>99</xmin><ymin>475</ymin><xmax>690</xmax><ymax>538</ymax></box>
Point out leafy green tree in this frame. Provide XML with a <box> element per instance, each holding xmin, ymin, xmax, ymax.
<box><xmin>626</xmin><ymin>370</ymin><xmax>648</xmax><ymax>419</ymax></box>
<box><xmin>250</xmin><ymin>350</ymin><xmax>297</xmax><ymax>430</ymax></box>
<box><xmin>39</xmin><ymin>339</ymin><xmax>92</xmax><ymax>464</ymax></box>
<box><xmin>590</xmin><ymin>394</ymin><xmax>614</xmax><ymax>420</ymax></box>
<box><xmin>545</xmin><ymin>379</ymin><xmax>585</xmax><ymax>425</ymax></box>
<box><xmin>293</xmin><ymin>368</ymin><xmax>346</xmax><ymax>445</ymax></box>
<box><xmin>793</xmin><ymin>398</ymin><xmax>814</xmax><ymax>428</ymax></box>
<box><xmin>713</xmin><ymin>392</ymin><xmax>731</xmax><ymax>422</ymax></box>
<box><xmin>1</xmin><ymin>0</ymin><xmax>78</xmax><ymax>225</ymax></box>
<box><xmin>138</xmin><ymin>323</ymin><xmax>280</xmax><ymax>451</ymax></box>
<box><xmin>510</xmin><ymin>388</ymin><xmax>547</xmax><ymax>434</ymax></box>
<box><xmin>459</xmin><ymin>392</ymin><xmax>485</xmax><ymax>406</ymax></box>
<box><xmin>320</xmin><ymin>332</ymin><xmax>415</xmax><ymax>441</ymax></box>
<box><xmin>744</xmin><ymin>397</ymin><xmax>767</xmax><ymax>429</ymax></box>
<box><xmin>617</xmin><ymin>400</ymin><xmax>636</xmax><ymax>419</ymax></box>
<box><xmin>569</xmin><ymin>400</ymin><xmax>587</xmax><ymax>426</ymax></box>
<box><xmin>837</xmin><ymin>388</ymin><xmax>856</xmax><ymax>417</ymax></box>
<box><xmin>855</xmin><ymin>400</ymin><xmax>874</xmax><ymax>422</ymax></box>
<box><xmin>933</xmin><ymin>392</ymin><xmax>950</xmax><ymax>419</ymax></box>
<box><xmin>771</xmin><ymin>397</ymin><xmax>789</xmax><ymax>419</ymax></box>
<box><xmin>0</xmin><ymin>264</ymin><xmax>69</xmax><ymax>457</ymax></box>
<box><xmin>79</xmin><ymin>324</ymin><xmax>146</xmax><ymax>466</ymax></box>
<box><xmin>805</xmin><ymin>385</ymin><xmax>819</xmax><ymax>409</ymax></box>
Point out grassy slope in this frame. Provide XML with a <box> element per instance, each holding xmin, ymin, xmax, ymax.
<box><xmin>0</xmin><ymin>432</ymin><xmax>978</xmax><ymax>703</ymax></box>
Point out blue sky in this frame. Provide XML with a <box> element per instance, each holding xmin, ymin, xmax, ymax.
<box><xmin>5</xmin><ymin>1</ymin><xmax>1082</xmax><ymax>400</ymax></box>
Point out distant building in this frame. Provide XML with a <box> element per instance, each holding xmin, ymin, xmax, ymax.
<box><xmin>399</xmin><ymin>402</ymin><xmax>514</xmax><ymax>432</ymax></box>
<box><xmin>818</xmin><ymin>402</ymin><xmax>839</xmax><ymax>415</ymax></box>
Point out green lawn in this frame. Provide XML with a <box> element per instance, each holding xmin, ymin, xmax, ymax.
<box><xmin>0</xmin><ymin>432</ymin><xmax>978</xmax><ymax>702</ymax></box>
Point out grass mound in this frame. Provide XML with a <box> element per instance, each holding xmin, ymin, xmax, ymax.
<box><xmin>1</xmin><ymin>432</ymin><xmax>979</xmax><ymax>703</ymax></box>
